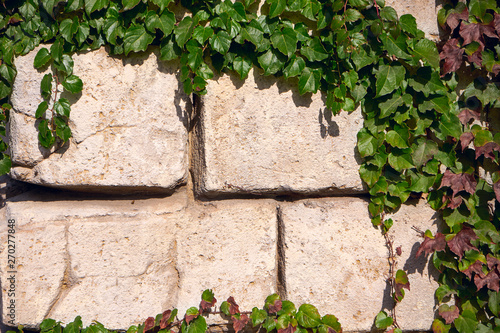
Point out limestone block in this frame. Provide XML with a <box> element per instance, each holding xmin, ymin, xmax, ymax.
<box><xmin>176</xmin><ymin>199</ymin><xmax>278</xmax><ymax>315</ymax></box>
<box><xmin>9</xmin><ymin>46</ymin><xmax>190</xmax><ymax>193</ymax></box>
<box><xmin>281</xmin><ymin>197</ymin><xmax>440</xmax><ymax>332</ymax></box>
<box><xmin>0</xmin><ymin>190</ymin><xmax>277</xmax><ymax>330</ymax></box>
<box><xmin>194</xmin><ymin>69</ymin><xmax>365</xmax><ymax>198</ymax></box>
<box><xmin>386</xmin><ymin>0</ymin><xmax>440</xmax><ymax>40</ymax></box>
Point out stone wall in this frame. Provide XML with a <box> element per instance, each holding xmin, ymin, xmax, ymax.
<box><xmin>0</xmin><ymin>2</ymin><xmax>443</xmax><ymax>332</ymax></box>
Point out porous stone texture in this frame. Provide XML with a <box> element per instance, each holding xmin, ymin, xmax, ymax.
<box><xmin>193</xmin><ymin>69</ymin><xmax>365</xmax><ymax>198</ymax></box>
<box><xmin>0</xmin><ymin>189</ymin><xmax>277</xmax><ymax>329</ymax></box>
<box><xmin>386</xmin><ymin>0</ymin><xmax>440</xmax><ymax>40</ymax></box>
<box><xmin>9</xmin><ymin>46</ymin><xmax>190</xmax><ymax>193</ymax></box>
<box><xmin>281</xmin><ymin>197</ymin><xmax>440</xmax><ymax>331</ymax></box>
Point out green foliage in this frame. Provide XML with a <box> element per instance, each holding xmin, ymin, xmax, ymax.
<box><xmin>0</xmin><ymin>0</ymin><xmax>499</xmax><ymax>332</ymax></box>
<box><xmin>31</xmin><ymin>292</ymin><xmax>342</xmax><ymax>333</ymax></box>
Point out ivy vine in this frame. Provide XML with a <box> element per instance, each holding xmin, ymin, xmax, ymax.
<box><xmin>0</xmin><ymin>0</ymin><xmax>499</xmax><ymax>332</ymax></box>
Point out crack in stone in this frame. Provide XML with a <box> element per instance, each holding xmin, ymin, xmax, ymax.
<box><xmin>276</xmin><ymin>205</ymin><xmax>287</xmax><ymax>299</ymax></box>
<box><xmin>44</xmin><ymin>224</ymin><xmax>79</xmax><ymax>320</ymax></box>
<box><xmin>72</xmin><ymin>124</ymin><xmax>136</xmax><ymax>145</ymax></box>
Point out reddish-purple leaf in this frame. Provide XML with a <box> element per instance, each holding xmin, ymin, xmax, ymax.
<box><xmin>144</xmin><ymin>317</ymin><xmax>155</xmax><ymax>332</ymax></box>
<box><xmin>200</xmin><ymin>295</ymin><xmax>217</xmax><ymax>312</ymax></box>
<box><xmin>416</xmin><ymin>233</ymin><xmax>447</xmax><ymax>258</ymax></box>
<box><xmin>494</xmin><ymin>181</ymin><xmax>500</xmax><ymax>202</ymax></box>
<box><xmin>465</xmin><ymin>137</ymin><xmax>478</xmax><ymax>153</ymax></box>
<box><xmin>475</xmin><ymin>142</ymin><xmax>500</xmax><ymax>161</ymax></box>
<box><xmin>447</xmin><ymin>195</ymin><xmax>463</xmax><ymax>209</ymax></box>
<box><xmin>487</xmin><ymin>254</ymin><xmax>500</xmax><ymax>270</ymax></box>
<box><xmin>446</xmin><ymin>8</ymin><xmax>469</xmax><ymax>30</ymax></box>
<box><xmin>438</xmin><ymin>304</ymin><xmax>460</xmax><ymax>324</ymax></box>
<box><xmin>460</xmin><ymin>23</ymin><xmax>482</xmax><ymax>45</ymax></box>
<box><xmin>278</xmin><ymin>324</ymin><xmax>297</xmax><ymax>333</ymax></box>
<box><xmin>468</xmin><ymin>50</ymin><xmax>482</xmax><ymax>67</ymax></box>
<box><xmin>8</xmin><ymin>16</ymin><xmax>22</xmax><ymax>24</ymax></box>
<box><xmin>439</xmin><ymin>170</ymin><xmax>477</xmax><ymax>198</ymax></box>
<box><xmin>160</xmin><ymin>310</ymin><xmax>172</xmax><ymax>329</ymax></box>
<box><xmin>440</xmin><ymin>38</ymin><xmax>464</xmax><ymax>74</ymax></box>
<box><xmin>458</xmin><ymin>109</ymin><xmax>481</xmax><ymax>125</ymax></box>
<box><xmin>461</xmin><ymin>260</ymin><xmax>483</xmax><ymax>279</ymax></box>
<box><xmin>494</xmin><ymin>13</ymin><xmax>500</xmax><ymax>35</ymax></box>
<box><xmin>396</xmin><ymin>246</ymin><xmax>402</xmax><ymax>256</ymax></box>
<box><xmin>227</xmin><ymin>296</ymin><xmax>240</xmax><ymax>315</ymax></box>
<box><xmin>447</xmin><ymin>226</ymin><xmax>479</xmax><ymax>259</ymax></box>
<box><xmin>475</xmin><ymin>269</ymin><xmax>500</xmax><ymax>292</ymax></box>
<box><xmin>267</xmin><ymin>299</ymin><xmax>282</xmax><ymax>314</ymax></box>
<box><xmin>232</xmin><ymin>314</ymin><xmax>249</xmax><ymax>333</ymax></box>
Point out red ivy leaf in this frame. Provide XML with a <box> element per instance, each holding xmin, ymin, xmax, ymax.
<box><xmin>438</xmin><ymin>305</ymin><xmax>460</xmax><ymax>325</ymax></box>
<box><xmin>227</xmin><ymin>296</ymin><xmax>240</xmax><ymax>315</ymax></box>
<box><xmin>267</xmin><ymin>299</ymin><xmax>282</xmax><ymax>314</ymax></box>
<box><xmin>232</xmin><ymin>314</ymin><xmax>249</xmax><ymax>333</ymax></box>
<box><xmin>160</xmin><ymin>310</ymin><xmax>172</xmax><ymax>329</ymax></box>
<box><xmin>439</xmin><ymin>170</ymin><xmax>477</xmax><ymax>198</ymax></box>
<box><xmin>396</xmin><ymin>246</ymin><xmax>402</xmax><ymax>256</ymax></box>
<box><xmin>144</xmin><ymin>317</ymin><xmax>155</xmax><ymax>332</ymax></box>
<box><xmin>446</xmin><ymin>7</ymin><xmax>469</xmax><ymax>30</ymax></box>
<box><xmin>475</xmin><ymin>141</ymin><xmax>500</xmax><ymax>161</ymax></box>
<box><xmin>278</xmin><ymin>324</ymin><xmax>297</xmax><ymax>333</ymax></box>
<box><xmin>440</xmin><ymin>38</ymin><xmax>464</xmax><ymax>75</ymax></box>
<box><xmin>416</xmin><ymin>233</ymin><xmax>446</xmax><ymax>258</ymax></box>
<box><xmin>447</xmin><ymin>195</ymin><xmax>463</xmax><ymax>209</ymax></box>
<box><xmin>460</xmin><ymin>23</ymin><xmax>482</xmax><ymax>45</ymax></box>
<box><xmin>447</xmin><ymin>226</ymin><xmax>479</xmax><ymax>259</ymax></box>
<box><xmin>474</xmin><ymin>269</ymin><xmax>500</xmax><ymax>292</ymax></box>
<box><xmin>467</xmin><ymin>50</ymin><xmax>483</xmax><ymax>67</ymax></box>
<box><xmin>495</xmin><ymin>13</ymin><xmax>500</xmax><ymax>36</ymax></box>
<box><xmin>487</xmin><ymin>254</ymin><xmax>500</xmax><ymax>270</ymax></box>
<box><xmin>494</xmin><ymin>182</ymin><xmax>500</xmax><ymax>202</ymax></box>
<box><xmin>461</xmin><ymin>260</ymin><xmax>483</xmax><ymax>279</ymax></box>
<box><xmin>458</xmin><ymin>109</ymin><xmax>481</xmax><ymax>125</ymax></box>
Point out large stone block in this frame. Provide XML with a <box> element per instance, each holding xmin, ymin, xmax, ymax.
<box><xmin>281</xmin><ymin>197</ymin><xmax>440</xmax><ymax>332</ymax></box>
<box><xmin>9</xmin><ymin>47</ymin><xmax>190</xmax><ymax>193</ymax></box>
<box><xmin>0</xmin><ymin>189</ymin><xmax>277</xmax><ymax>330</ymax></box>
<box><xmin>193</xmin><ymin>69</ymin><xmax>365</xmax><ymax>198</ymax></box>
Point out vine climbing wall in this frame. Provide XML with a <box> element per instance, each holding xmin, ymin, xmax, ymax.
<box><xmin>1</xmin><ymin>0</ymin><xmax>446</xmax><ymax>331</ymax></box>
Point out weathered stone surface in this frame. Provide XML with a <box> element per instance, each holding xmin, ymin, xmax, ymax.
<box><xmin>9</xmin><ymin>46</ymin><xmax>190</xmax><ymax>193</ymax></box>
<box><xmin>176</xmin><ymin>200</ymin><xmax>278</xmax><ymax>315</ymax></box>
<box><xmin>282</xmin><ymin>197</ymin><xmax>440</xmax><ymax>332</ymax></box>
<box><xmin>193</xmin><ymin>69</ymin><xmax>365</xmax><ymax>198</ymax></box>
<box><xmin>0</xmin><ymin>189</ymin><xmax>277</xmax><ymax>329</ymax></box>
<box><xmin>386</xmin><ymin>0</ymin><xmax>440</xmax><ymax>40</ymax></box>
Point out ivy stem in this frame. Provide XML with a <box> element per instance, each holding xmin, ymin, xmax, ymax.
<box><xmin>383</xmin><ymin>229</ymin><xmax>400</xmax><ymax>329</ymax></box>
<box><xmin>373</xmin><ymin>0</ymin><xmax>380</xmax><ymax>19</ymax></box>
<box><xmin>50</xmin><ymin>72</ymin><xmax>60</xmax><ymax>134</ymax></box>
<box><xmin>342</xmin><ymin>0</ymin><xmax>354</xmax><ymax>51</ymax></box>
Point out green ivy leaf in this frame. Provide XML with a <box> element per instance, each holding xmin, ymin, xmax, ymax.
<box><xmin>174</xmin><ymin>17</ymin><xmax>194</xmax><ymax>48</ymax></box>
<box><xmin>437</xmin><ymin>113</ymin><xmax>462</xmax><ymax>140</ymax></box>
<box><xmin>399</xmin><ymin>14</ymin><xmax>417</xmax><ymax>35</ymax></box>
<box><xmin>34</xmin><ymin>47</ymin><xmax>51</xmax><ymax>68</ymax></box>
<box><xmin>122</xmin><ymin>0</ymin><xmax>141</xmax><ymax>11</ymax></box>
<box><xmin>375</xmin><ymin>64</ymin><xmax>405</xmax><ymax>97</ymax></box>
<box><xmin>296</xmin><ymin>304</ymin><xmax>321</xmax><ymax>328</ymax></box>
<box><xmin>59</xmin><ymin>18</ymin><xmax>79</xmax><ymax>43</ymax></box>
<box><xmin>160</xmin><ymin>37</ymin><xmax>182</xmax><ymax>60</ymax></box>
<box><xmin>411</xmin><ymin>138</ymin><xmax>438</xmax><ymax>168</ymax></box>
<box><xmin>412</xmin><ymin>39</ymin><xmax>440</xmax><ymax>69</ymax></box>
<box><xmin>298</xmin><ymin>68</ymin><xmax>321</xmax><ymax>94</ymax></box>
<box><xmin>62</xmin><ymin>75</ymin><xmax>83</xmax><ymax>94</ymax></box>
<box><xmin>250</xmin><ymin>308</ymin><xmax>267</xmax><ymax>327</ymax></box>
<box><xmin>488</xmin><ymin>290</ymin><xmax>500</xmax><ymax>316</ymax></box>
<box><xmin>0</xmin><ymin>154</ymin><xmax>11</xmax><ymax>176</ymax></box>
<box><xmin>54</xmin><ymin>98</ymin><xmax>71</xmax><ymax>117</ymax></box>
<box><xmin>124</xmin><ymin>25</ymin><xmax>154</xmax><ymax>56</ymax></box>
<box><xmin>374</xmin><ymin>311</ymin><xmax>393</xmax><ymax>329</ymax></box>
<box><xmin>283</xmin><ymin>55</ymin><xmax>305</xmax><ymax>79</ymax></box>
<box><xmin>104</xmin><ymin>17</ymin><xmax>123</xmax><ymax>45</ymax></box>
<box><xmin>386</xmin><ymin>129</ymin><xmax>409</xmax><ymax>149</ymax></box>
<box><xmin>85</xmin><ymin>0</ymin><xmax>109</xmax><ymax>15</ymax></box>
<box><xmin>41</xmin><ymin>73</ymin><xmax>53</xmax><ymax>100</ymax></box>
<box><xmin>54</xmin><ymin>54</ymin><xmax>74</xmax><ymax>76</ymax></box>
<box><xmin>432</xmin><ymin>319</ymin><xmax>450</xmax><ymax>333</ymax></box>
<box><xmin>36</xmin><ymin>101</ymin><xmax>48</xmax><ymax>118</ymax></box>
<box><xmin>150</xmin><ymin>0</ymin><xmax>173</xmax><ymax>11</ymax></box>
<box><xmin>186</xmin><ymin>316</ymin><xmax>207</xmax><ymax>333</ymax></box>
<box><xmin>258</xmin><ymin>49</ymin><xmax>285</xmax><ymax>75</ymax></box>
<box><xmin>380</xmin><ymin>34</ymin><xmax>411</xmax><ymax>59</ymax></box>
<box><xmin>233</xmin><ymin>56</ymin><xmax>252</xmax><ymax>79</ymax></box>
<box><xmin>271</xmin><ymin>27</ymin><xmax>298</xmax><ymax>58</ymax></box>
<box><xmin>220</xmin><ymin>301</ymin><xmax>230</xmax><ymax>316</ymax></box>
<box><xmin>193</xmin><ymin>26</ymin><xmax>214</xmax><ymax>45</ymax></box>
<box><xmin>379</xmin><ymin>93</ymin><xmax>405</xmax><ymax>118</ymax></box>
<box><xmin>238</xmin><ymin>20</ymin><xmax>264</xmax><ymax>47</ymax></box>
<box><xmin>359</xmin><ymin>163</ymin><xmax>382</xmax><ymax>187</ymax></box>
<box><xmin>300</xmin><ymin>37</ymin><xmax>328</xmax><ymax>62</ymax></box>
<box><xmin>469</xmin><ymin>0</ymin><xmax>496</xmax><ymax>19</ymax></box>
<box><xmin>454</xmin><ymin>310</ymin><xmax>478</xmax><ymax>333</ymax></box>
<box><xmin>268</xmin><ymin>0</ymin><xmax>286</xmax><ymax>18</ymax></box>
<box><xmin>210</xmin><ymin>31</ymin><xmax>232</xmax><ymax>54</ymax></box>
<box><xmin>301</xmin><ymin>0</ymin><xmax>320</xmax><ymax>21</ymax></box>
<box><xmin>55</xmin><ymin>117</ymin><xmax>72</xmax><ymax>141</ymax></box>
<box><xmin>388</xmin><ymin>148</ymin><xmax>414</xmax><ymax>171</ymax></box>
